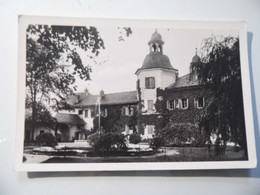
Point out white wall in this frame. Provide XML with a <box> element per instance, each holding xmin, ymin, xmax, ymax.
<box><xmin>1</xmin><ymin>0</ymin><xmax>260</xmax><ymax>195</ymax></box>
<box><xmin>33</xmin><ymin>125</ymin><xmax>55</xmax><ymax>140</ymax></box>
<box><xmin>137</xmin><ymin>68</ymin><xmax>176</xmax><ymax>110</ymax></box>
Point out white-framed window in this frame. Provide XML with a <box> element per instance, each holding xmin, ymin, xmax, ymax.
<box><xmin>167</xmin><ymin>99</ymin><xmax>175</xmax><ymax>110</ymax></box>
<box><xmin>194</xmin><ymin>97</ymin><xmax>204</xmax><ymax>108</ymax></box>
<box><xmin>147</xmin><ymin>100</ymin><xmax>154</xmax><ymax>111</ymax></box>
<box><xmin>130</xmin><ymin>107</ymin><xmax>134</xmax><ymax>116</ymax></box>
<box><xmin>147</xmin><ymin>125</ymin><xmax>154</xmax><ymax>135</ymax></box>
<box><xmin>125</xmin><ymin>106</ymin><xmax>129</xmax><ymax>116</ymax></box>
<box><xmin>101</xmin><ymin>108</ymin><xmax>108</xmax><ymax>117</ymax></box>
<box><xmin>181</xmin><ymin>98</ymin><xmax>188</xmax><ymax>109</ymax></box>
<box><xmin>84</xmin><ymin>109</ymin><xmax>89</xmax><ymax>118</ymax></box>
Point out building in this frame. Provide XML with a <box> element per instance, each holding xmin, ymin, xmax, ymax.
<box><xmin>26</xmin><ymin>30</ymin><xmax>207</xmax><ymax>143</ymax></box>
<box><xmin>59</xmin><ymin>30</ymin><xmax>206</xmax><ymax>141</ymax></box>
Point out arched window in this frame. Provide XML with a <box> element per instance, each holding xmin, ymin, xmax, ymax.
<box><xmin>152</xmin><ymin>44</ymin><xmax>157</xmax><ymax>52</ymax></box>
<box><xmin>158</xmin><ymin>45</ymin><xmax>162</xmax><ymax>52</ymax></box>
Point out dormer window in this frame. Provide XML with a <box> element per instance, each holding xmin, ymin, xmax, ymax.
<box><xmin>78</xmin><ymin>110</ymin><xmax>83</xmax><ymax>115</ymax></box>
<box><xmin>145</xmin><ymin>77</ymin><xmax>155</xmax><ymax>89</ymax></box>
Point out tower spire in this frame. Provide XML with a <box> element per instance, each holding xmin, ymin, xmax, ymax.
<box><xmin>148</xmin><ymin>29</ymin><xmax>164</xmax><ymax>53</ymax></box>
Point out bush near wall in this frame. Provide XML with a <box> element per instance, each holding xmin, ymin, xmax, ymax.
<box><xmin>129</xmin><ymin>133</ymin><xmax>142</xmax><ymax>144</ymax></box>
<box><xmin>88</xmin><ymin>132</ymin><xmax>127</xmax><ymax>153</ymax></box>
<box><xmin>35</xmin><ymin>132</ymin><xmax>57</xmax><ymax>147</ymax></box>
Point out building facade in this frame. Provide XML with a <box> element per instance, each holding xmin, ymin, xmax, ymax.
<box><xmin>26</xmin><ymin>30</ymin><xmax>207</xmax><ymax>143</ymax></box>
<box><xmin>59</xmin><ymin>30</ymin><xmax>207</xmax><ymax>141</ymax></box>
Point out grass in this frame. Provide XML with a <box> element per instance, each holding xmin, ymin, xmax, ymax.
<box><xmin>42</xmin><ymin>146</ymin><xmax>248</xmax><ymax>163</ymax></box>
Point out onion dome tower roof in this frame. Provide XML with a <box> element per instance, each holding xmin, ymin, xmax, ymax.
<box><xmin>141</xmin><ymin>52</ymin><xmax>175</xmax><ymax>70</ymax></box>
<box><xmin>136</xmin><ymin>29</ymin><xmax>177</xmax><ymax>74</ymax></box>
<box><xmin>191</xmin><ymin>48</ymin><xmax>201</xmax><ymax>63</ymax></box>
<box><xmin>148</xmin><ymin>29</ymin><xmax>164</xmax><ymax>45</ymax></box>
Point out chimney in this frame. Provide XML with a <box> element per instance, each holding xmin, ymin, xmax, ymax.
<box><xmin>100</xmin><ymin>90</ymin><xmax>105</xmax><ymax>99</ymax></box>
<box><xmin>84</xmin><ymin>88</ymin><xmax>89</xmax><ymax>96</ymax></box>
<box><xmin>75</xmin><ymin>95</ymin><xmax>80</xmax><ymax>104</ymax></box>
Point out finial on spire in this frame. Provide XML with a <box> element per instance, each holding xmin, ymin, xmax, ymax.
<box><xmin>195</xmin><ymin>47</ymin><xmax>198</xmax><ymax>55</ymax></box>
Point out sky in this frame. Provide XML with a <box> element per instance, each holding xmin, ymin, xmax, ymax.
<box><xmin>74</xmin><ymin>26</ymin><xmax>239</xmax><ymax>95</ymax></box>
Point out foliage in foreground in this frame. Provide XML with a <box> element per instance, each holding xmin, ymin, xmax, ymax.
<box><xmin>129</xmin><ymin>133</ymin><xmax>142</xmax><ymax>144</ymax></box>
<box><xmin>192</xmin><ymin>36</ymin><xmax>247</xmax><ymax>154</ymax></box>
<box><xmin>88</xmin><ymin>132</ymin><xmax>127</xmax><ymax>153</ymax></box>
<box><xmin>156</xmin><ymin>123</ymin><xmax>207</xmax><ymax>147</ymax></box>
<box><xmin>150</xmin><ymin>136</ymin><xmax>165</xmax><ymax>150</ymax></box>
<box><xmin>35</xmin><ymin>132</ymin><xmax>57</xmax><ymax>147</ymax></box>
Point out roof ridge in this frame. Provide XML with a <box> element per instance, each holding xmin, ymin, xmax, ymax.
<box><xmin>76</xmin><ymin>90</ymin><xmax>137</xmax><ymax>96</ymax></box>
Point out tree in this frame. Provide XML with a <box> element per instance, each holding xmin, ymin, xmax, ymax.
<box><xmin>26</xmin><ymin>25</ymin><xmax>105</xmax><ymax>141</ymax></box>
<box><xmin>192</xmin><ymin>36</ymin><xmax>247</xmax><ymax>155</ymax></box>
<box><xmin>26</xmin><ymin>25</ymin><xmax>132</xmax><ymax>141</ymax></box>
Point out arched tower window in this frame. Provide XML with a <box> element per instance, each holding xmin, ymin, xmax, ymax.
<box><xmin>158</xmin><ymin>45</ymin><xmax>162</xmax><ymax>53</ymax></box>
<box><xmin>152</xmin><ymin>44</ymin><xmax>157</xmax><ymax>52</ymax></box>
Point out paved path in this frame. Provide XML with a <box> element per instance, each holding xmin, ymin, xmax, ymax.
<box><xmin>23</xmin><ymin>153</ymin><xmax>53</xmax><ymax>163</ymax></box>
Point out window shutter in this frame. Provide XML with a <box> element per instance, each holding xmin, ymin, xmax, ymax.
<box><xmin>194</xmin><ymin>98</ymin><xmax>198</xmax><ymax>108</ymax></box>
<box><xmin>145</xmin><ymin>78</ymin><xmax>148</xmax><ymax>88</ymax></box>
<box><xmin>151</xmin><ymin>77</ymin><xmax>155</xmax><ymax>88</ymax></box>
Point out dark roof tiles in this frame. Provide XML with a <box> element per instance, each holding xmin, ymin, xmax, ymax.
<box><xmin>167</xmin><ymin>73</ymin><xmax>199</xmax><ymax>89</ymax></box>
<box><xmin>68</xmin><ymin>91</ymin><xmax>138</xmax><ymax>107</ymax></box>
<box><xmin>137</xmin><ymin>52</ymin><xmax>176</xmax><ymax>73</ymax></box>
<box><xmin>55</xmin><ymin>113</ymin><xmax>86</xmax><ymax>125</ymax></box>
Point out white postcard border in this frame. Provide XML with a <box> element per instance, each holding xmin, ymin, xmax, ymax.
<box><xmin>15</xmin><ymin>16</ymin><xmax>257</xmax><ymax>172</ymax></box>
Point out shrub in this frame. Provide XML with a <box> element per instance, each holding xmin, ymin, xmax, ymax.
<box><xmin>150</xmin><ymin>136</ymin><xmax>165</xmax><ymax>150</ymax></box>
<box><xmin>35</xmin><ymin>132</ymin><xmax>57</xmax><ymax>147</ymax></box>
<box><xmin>129</xmin><ymin>133</ymin><xmax>142</xmax><ymax>144</ymax></box>
<box><xmin>84</xmin><ymin>129</ymin><xmax>97</xmax><ymax>139</ymax></box>
<box><xmin>89</xmin><ymin>132</ymin><xmax>127</xmax><ymax>153</ymax></box>
<box><xmin>87</xmin><ymin>132</ymin><xmax>100</xmax><ymax>146</ymax></box>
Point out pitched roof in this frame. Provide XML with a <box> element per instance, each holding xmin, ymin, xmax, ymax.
<box><xmin>55</xmin><ymin>113</ymin><xmax>86</xmax><ymax>125</ymax></box>
<box><xmin>68</xmin><ymin>91</ymin><xmax>138</xmax><ymax>107</ymax></box>
<box><xmin>167</xmin><ymin>73</ymin><xmax>199</xmax><ymax>89</ymax></box>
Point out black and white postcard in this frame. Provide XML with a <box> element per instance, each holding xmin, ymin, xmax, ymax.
<box><xmin>15</xmin><ymin>16</ymin><xmax>257</xmax><ymax>171</ymax></box>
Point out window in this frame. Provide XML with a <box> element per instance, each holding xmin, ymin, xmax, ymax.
<box><xmin>147</xmin><ymin>125</ymin><xmax>154</xmax><ymax>134</ymax></box>
<box><xmin>145</xmin><ymin>77</ymin><xmax>155</xmax><ymax>89</ymax></box>
<box><xmin>40</xmin><ymin>130</ymin><xmax>44</xmax><ymax>135</ymax></box>
<box><xmin>194</xmin><ymin>97</ymin><xmax>204</xmax><ymax>108</ymax></box>
<box><xmin>125</xmin><ymin>107</ymin><xmax>129</xmax><ymax>116</ymax></box>
<box><xmin>101</xmin><ymin>108</ymin><xmax>108</xmax><ymax>117</ymax></box>
<box><xmin>84</xmin><ymin>109</ymin><xmax>89</xmax><ymax>118</ymax></box>
<box><xmin>91</xmin><ymin>109</ymin><xmax>95</xmax><ymax>118</ymax></box>
<box><xmin>181</xmin><ymin>98</ymin><xmax>188</xmax><ymax>109</ymax></box>
<box><xmin>130</xmin><ymin>107</ymin><xmax>134</xmax><ymax>116</ymax></box>
<box><xmin>78</xmin><ymin>110</ymin><xmax>83</xmax><ymax>115</ymax></box>
<box><xmin>148</xmin><ymin>100</ymin><xmax>154</xmax><ymax>111</ymax></box>
<box><xmin>104</xmin><ymin>108</ymin><xmax>108</xmax><ymax>117</ymax></box>
<box><xmin>167</xmin><ymin>100</ymin><xmax>175</xmax><ymax>110</ymax></box>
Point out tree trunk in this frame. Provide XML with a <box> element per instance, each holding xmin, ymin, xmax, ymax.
<box><xmin>30</xmin><ymin>88</ymin><xmax>37</xmax><ymax>142</ymax></box>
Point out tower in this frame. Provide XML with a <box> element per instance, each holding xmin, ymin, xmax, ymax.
<box><xmin>135</xmin><ymin>30</ymin><xmax>178</xmax><ymax>113</ymax></box>
<box><xmin>190</xmin><ymin>48</ymin><xmax>201</xmax><ymax>80</ymax></box>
